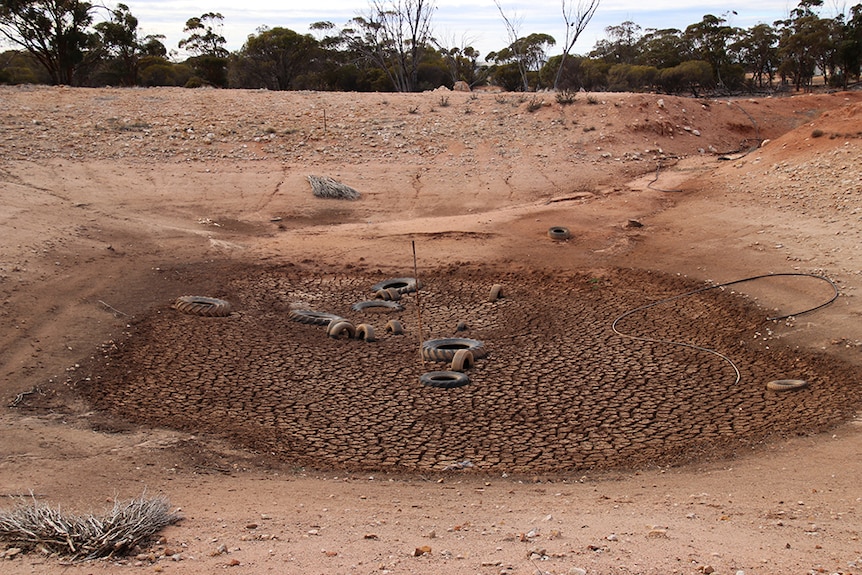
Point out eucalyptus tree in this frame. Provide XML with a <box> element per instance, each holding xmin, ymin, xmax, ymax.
<box><xmin>731</xmin><ymin>23</ymin><xmax>779</xmax><ymax>90</ymax></box>
<box><xmin>487</xmin><ymin>32</ymin><xmax>556</xmax><ymax>90</ymax></box>
<box><xmin>590</xmin><ymin>21</ymin><xmax>642</xmax><ymax>64</ymax></box>
<box><xmin>835</xmin><ymin>3</ymin><xmax>862</xmax><ymax>87</ymax></box>
<box><xmin>339</xmin><ymin>0</ymin><xmax>436</xmax><ymax>92</ymax></box>
<box><xmin>684</xmin><ymin>14</ymin><xmax>740</xmax><ymax>88</ymax></box>
<box><xmin>178</xmin><ymin>12</ymin><xmax>228</xmax><ymax>86</ymax></box>
<box><xmin>230</xmin><ymin>27</ymin><xmax>320</xmax><ymax>90</ymax></box>
<box><xmin>93</xmin><ymin>3</ymin><xmax>165</xmax><ymax>85</ymax></box>
<box><xmin>435</xmin><ymin>41</ymin><xmax>487</xmax><ymax>87</ymax></box>
<box><xmin>774</xmin><ymin>0</ymin><xmax>831</xmax><ymax>90</ymax></box>
<box><xmin>0</xmin><ymin>0</ymin><xmax>97</xmax><ymax>84</ymax></box>
<box><xmin>634</xmin><ymin>28</ymin><xmax>685</xmax><ymax>69</ymax></box>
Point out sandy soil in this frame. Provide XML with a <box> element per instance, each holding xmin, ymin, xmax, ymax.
<box><xmin>1</xmin><ymin>85</ymin><xmax>861</xmax><ymax>574</ymax></box>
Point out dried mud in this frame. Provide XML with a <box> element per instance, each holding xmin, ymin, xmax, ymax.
<box><xmin>75</xmin><ymin>265</ymin><xmax>860</xmax><ymax>474</ymax></box>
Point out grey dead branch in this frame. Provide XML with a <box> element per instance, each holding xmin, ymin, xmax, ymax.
<box><xmin>307</xmin><ymin>175</ymin><xmax>361</xmax><ymax>200</ymax></box>
<box><xmin>0</xmin><ymin>494</ymin><xmax>181</xmax><ymax>560</ymax></box>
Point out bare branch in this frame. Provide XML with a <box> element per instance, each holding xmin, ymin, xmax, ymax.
<box><xmin>554</xmin><ymin>0</ymin><xmax>601</xmax><ymax>90</ymax></box>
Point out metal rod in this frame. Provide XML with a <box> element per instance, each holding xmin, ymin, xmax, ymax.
<box><xmin>412</xmin><ymin>240</ymin><xmax>425</xmax><ymax>370</ymax></box>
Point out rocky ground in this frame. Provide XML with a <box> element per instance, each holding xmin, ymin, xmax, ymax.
<box><xmin>0</xmin><ymin>85</ymin><xmax>861</xmax><ymax>574</ymax></box>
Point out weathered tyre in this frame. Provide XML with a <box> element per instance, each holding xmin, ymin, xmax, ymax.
<box><xmin>374</xmin><ymin>288</ymin><xmax>402</xmax><ymax>301</ymax></box>
<box><xmin>766</xmin><ymin>379</ymin><xmax>808</xmax><ymax>391</ymax></box>
<box><xmin>488</xmin><ymin>284</ymin><xmax>504</xmax><ymax>302</ymax></box>
<box><xmin>370</xmin><ymin>277</ymin><xmax>422</xmax><ymax>295</ymax></box>
<box><xmin>327</xmin><ymin>321</ymin><xmax>356</xmax><ymax>339</ymax></box>
<box><xmin>355</xmin><ymin>323</ymin><xmax>376</xmax><ymax>342</ymax></box>
<box><xmin>289</xmin><ymin>309</ymin><xmax>345</xmax><ymax>326</ymax></box>
<box><xmin>422</xmin><ymin>338</ymin><xmax>486</xmax><ymax>362</ymax></box>
<box><xmin>174</xmin><ymin>296</ymin><xmax>232</xmax><ymax>317</ymax></box>
<box><xmin>352</xmin><ymin>300</ymin><xmax>404</xmax><ymax>313</ymax></box>
<box><xmin>450</xmin><ymin>349</ymin><xmax>474</xmax><ymax>372</ymax></box>
<box><xmin>420</xmin><ymin>371</ymin><xmax>470</xmax><ymax>389</ymax></box>
<box><xmin>548</xmin><ymin>226</ymin><xmax>571</xmax><ymax>240</ymax></box>
<box><xmin>385</xmin><ymin>319</ymin><xmax>404</xmax><ymax>335</ymax></box>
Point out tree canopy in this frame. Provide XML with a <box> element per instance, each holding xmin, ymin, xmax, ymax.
<box><xmin>1</xmin><ymin>0</ymin><xmax>860</xmax><ymax>93</ymax></box>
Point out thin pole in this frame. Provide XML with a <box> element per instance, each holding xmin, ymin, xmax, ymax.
<box><xmin>412</xmin><ymin>241</ymin><xmax>425</xmax><ymax>369</ymax></box>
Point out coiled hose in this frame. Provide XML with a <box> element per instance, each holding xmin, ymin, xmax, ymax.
<box><xmin>611</xmin><ymin>273</ymin><xmax>839</xmax><ymax>385</ymax></box>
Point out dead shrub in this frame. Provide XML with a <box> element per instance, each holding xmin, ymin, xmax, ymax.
<box><xmin>0</xmin><ymin>494</ymin><xmax>181</xmax><ymax>560</ymax></box>
<box><xmin>555</xmin><ymin>89</ymin><xmax>577</xmax><ymax>105</ymax></box>
<box><xmin>307</xmin><ymin>175</ymin><xmax>361</xmax><ymax>200</ymax></box>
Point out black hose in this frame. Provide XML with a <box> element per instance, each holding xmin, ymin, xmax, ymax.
<box><xmin>611</xmin><ymin>273</ymin><xmax>839</xmax><ymax>385</ymax></box>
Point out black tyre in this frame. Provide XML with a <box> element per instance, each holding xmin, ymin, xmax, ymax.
<box><xmin>370</xmin><ymin>277</ymin><xmax>422</xmax><ymax>295</ymax></box>
<box><xmin>489</xmin><ymin>284</ymin><xmax>503</xmax><ymax>302</ymax></box>
<box><xmin>548</xmin><ymin>226</ymin><xmax>571</xmax><ymax>240</ymax></box>
<box><xmin>174</xmin><ymin>296</ymin><xmax>232</xmax><ymax>317</ymax></box>
<box><xmin>352</xmin><ymin>300</ymin><xmax>404</xmax><ymax>313</ymax></box>
<box><xmin>421</xmin><ymin>338</ymin><xmax>486</xmax><ymax>362</ymax></box>
<box><xmin>420</xmin><ymin>371</ymin><xmax>470</xmax><ymax>389</ymax></box>
<box><xmin>289</xmin><ymin>309</ymin><xmax>345</xmax><ymax>326</ymax></box>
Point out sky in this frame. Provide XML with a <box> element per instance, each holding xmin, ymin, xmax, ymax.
<box><xmin>9</xmin><ymin>0</ymin><xmax>821</xmax><ymax>60</ymax></box>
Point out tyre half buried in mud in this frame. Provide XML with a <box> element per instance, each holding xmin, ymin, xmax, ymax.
<box><xmin>289</xmin><ymin>309</ymin><xmax>345</xmax><ymax>325</ymax></box>
<box><xmin>370</xmin><ymin>277</ymin><xmax>422</xmax><ymax>295</ymax></box>
<box><xmin>420</xmin><ymin>371</ymin><xmax>470</xmax><ymax>389</ymax></box>
<box><xmin>173</xmin><ymin>296</ymin><xmax>232</xmax><ymax>317</ymax></box>
<box><xmin>421</xmin><ymin>338</ymin><xmax>486</xmax><ymax>362</ymax></box>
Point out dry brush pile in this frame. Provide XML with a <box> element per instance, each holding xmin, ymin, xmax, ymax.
<box><xmin>77</xmin><ymin>266</ymin><xmax>861</xmax><ymax>474</ymax></box>
<box><xmin>0</xmin><ymin>495</ymin><xmax>180</xmax><ymax>560</ymax></box>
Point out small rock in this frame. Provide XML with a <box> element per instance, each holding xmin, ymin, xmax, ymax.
<box><xmin>606</xmin><ymin>533</ymin><xmax>618</xmax><ymax>541</ymax></box>
<box><xmin>568</xmin><ymin>568</ymin><xmax>588</xmax><ymax>575</ymax></box>
<box><xmin>414</xmin><ymin>545</ymin><xmax>432</xmax><ymax>556</ymax></box>
<box><xmin>647</xmin><ymin>528</ymin><xmax>668</xmax><ymax>538</ymax></box>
